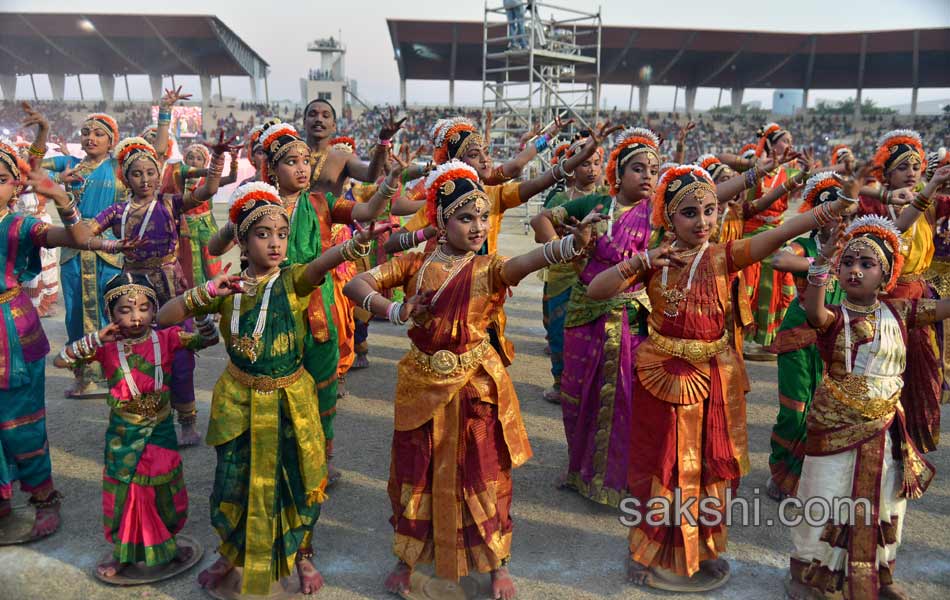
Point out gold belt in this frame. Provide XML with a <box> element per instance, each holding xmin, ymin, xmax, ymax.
<box><xmin>226</xmin><ymin>362</ymin><xmax>305</xmax><ymax>392</ymax></box>
<box><xmin>0</xmin><ymin>285</ymin><xmax>21</xmax><ymax>304</ymax></box>
<box><xmin>823</xmin><ymin>375</ymin><xmax>899</xmax><ymax>420</ymax></box>
<box><xmin>898</xmin><ymin>272</ymin><xmax>923</xmax><ymax>283</ymax></box>
<box><xmin>118</xmin><ymin>391</ymin><xmax>168</xmax><ymax>420</ymax></box>
<box><xmin>125</xmin><ymin>255</ymin><xmax>177</xmax><ymax>270</ymax></box>
<box><xmin>410</xmin><ymin>339</ymin><xmax>491</xmax><ymax>377</ymax></box>
<box><xmin>649</xmin><ymin>331</ymin><xmax>729</xmax><ymax>362</ymax></box>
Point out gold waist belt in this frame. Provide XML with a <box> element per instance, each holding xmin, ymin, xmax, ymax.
<box><xmin>898</xmin><ymin>272</ymin><xmax>923</xmax><ymax>283</ymax></box>
<box><xmin>226</xmin><ymin>362</ymin><xmax>305</xmax><ymax>392</ymax></box>
<box><xmin>124</xmin><ymin>255</ymin><xmax>178</xmax><ymax>270</ymax></box>
<box><xmin>649</xmin><ymin>331</ymin><xmax>729</xmax><ymax>362</ymax></box>
<box><xmin>0</xmin><ymin>285</ymin><xmax>21</xmax><ymax>304</ymax></box>
<box><xmin>823</xmin><ymin>375</ymin><xmax>900</xmax><ymax>421</ymax></box>
<box><xmin>410</xmin><ymin>338</ymin><xmax>491</xmax><ymax>377</ymax></box>
<box><xmin>118</xmin><ymin>391</ymin><xmax>169</xmax><ymax>420</ymax></box>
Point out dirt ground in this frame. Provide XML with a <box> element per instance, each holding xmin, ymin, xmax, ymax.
<box><xmin>1</xmin><ymin>209</ymin><xmax>949</xmax><ymax>600</ymax></box>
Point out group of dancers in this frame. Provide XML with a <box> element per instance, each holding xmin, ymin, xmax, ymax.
<box><xmin>0</xmin><ymin>89</ymin><xmax>948</xmax><ymax>600</ymax></box>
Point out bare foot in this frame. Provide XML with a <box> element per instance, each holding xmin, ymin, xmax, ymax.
<box><xmin>880</xmin><ymin>583</ymin><xmax>911</xmax><ymax>600</ymax></box>
<box><xmin>784</xmin><ymin>577</ymin><xmax>826</xmax><ymax>600</ymax></box>
<box><xmin>65</xmin><ymin>378</ymin><xmax>98</xmax><ymax>399</ymax></box>
<box><xmin>555</xmin><ymin>472</ymin><xmax>570</xmax><ymax>489</ymax></box>
<box><xmin>699</xmin><ymin>558</ymin><xmax>730</xmax><ymax>579</ymax></box>
<box><xmin>296</xmin><ymin>556</ymin><xmax>325</xmax><ymax>595</ymax></box>
<box><xmin>327</xmin><ymin>464</ymin><xmax>342</xmax><ymax>488</ymax></box>
<box><xmin>29</xmin><ymin>495</ymin><xmax>61</xmax><ymax>538</ymax></box>
<box><xmin>626</xmin><ymin>558</ymin><xmax>655</xmax><ymax>586</ymax></box>
<box><xmin>491</xmin><ymin>566</ymin><xmax>516</xmax><ymax>600</ymax></box>
<box><xmin>179</xmin><ymin>422</ymin><xmax>201</xmax><ymax>447</ymax></box>
<box><xmin>173</xmin><ymin>544</ymin><xmax>194</xmax><ymax>564</ymax></box>
<box><xmin>352</xmin><ymin>353</ymin><xmax>369</xmax><ymax>370</ymax></box>
<box><xmin>384</xmin><ymin>561</ymin><xmax>411</xmax><ymax>595</ymax></box>
<box><xmin>542</xmin><ymin>386</ymin><xmax>561</xmax><ymax>404</ymax></box>
<box><xmin>766</xmin><ymin>477</ymin><xmax>788</xmax><ymax>502</ymax></box>
<box><xmin>0</xmin><ymin>498</ymin><xmax>10</xmax><ymax>519</ymax></box>
<box><xmin>337</xmin><ymin>377</ymin><xmax>348</xmax><ymax>399</ymax></box>
<box><xmin>97</xmin><ymin>558</ymin><xmax>128</xmax><ymax>578</ymax></box>
<box><xmin>198</xmin><ymin>556</ymin><xmax>234</xmax><ymax>589</ymax></box>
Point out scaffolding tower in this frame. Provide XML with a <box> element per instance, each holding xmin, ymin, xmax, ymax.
<box><xmin>482</xmin><ymin>2</ymin><xmax>602</xmax><ymax>162</ymax></box>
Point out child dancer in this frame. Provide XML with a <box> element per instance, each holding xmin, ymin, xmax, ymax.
<box><xmin>766</xmin><ymin>172</ymin><xmax>855</xmax><ymax>501</ymax></box>
<box><xmin>786</xmin><ymin>166</ymin><xmax>950</xmax><ymax>598</ymax></box>
<box><xmin>157</xmin><ymin>182</ymin><xmax>390</xmax><ymax>596</ymax></box>
<box><xmin>586</xmin><ymin>164</ymin><xmax>854</xmax><ymax>593</ymax></box>
<box><xmin>343</xmin><ymin>160</ymin><xmax>602</xmax><ymax>600</ymax></box>
<box><xmin>86</xmin><ymin>136</ymin><xmax>229</xmax><ymax>445</ymax></box>
<box><xmin>53</xmin><ymin>274</ymin><xmax>218</xmax><ymax>579</ymax></box>
<box><xmin>0</xmin><ymin>132</ymin><xmax>93</xmax><ymax>542</ymax></box>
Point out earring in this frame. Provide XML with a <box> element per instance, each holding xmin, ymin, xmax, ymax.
<box><xmin>437</xmin><ymin>228</ymin><xmax>447</xmax><ymax>244</ymax></box>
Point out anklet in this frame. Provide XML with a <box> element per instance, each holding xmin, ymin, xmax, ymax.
<box><xmin>28</xmin><ymin>490</ymin><xmax>64</xmax><ymax>509</ymax></box>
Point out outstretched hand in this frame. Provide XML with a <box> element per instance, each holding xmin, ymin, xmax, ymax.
<box><xmin>203</xmin><ymin>130</ymin><xmax>241</xmax><ymax>156</ymax></box>
<box><xmin>676</xmin><ymin>121</ymin><xmax>696</xmax><ymax>143</ymax></box>
<box><xmin>832</xmin><ymin>163</ymin><xmax>872</xmax><ymax>200</ymax></box>
<box><xmin>590</xmin><ymin>120</ymin><xmax>624</xmax><ymax>146</ymax></box>
<box><xmin>542</xmin><ymin>113</ymin><xmax>575</xmax><ymax>138</ymax></box>
<box><xmin>117</xmin><ymin>238</ymin><xmax>147</xmax><ymax>255</ymax></box>
<box><xmin>208</xmin><ymin>263</ymin><xmax>242</xmax><ymax>298</ymax></box>
<box><xmin>21</xmin><ymin>102</ymin><xmax>49</xmax><ymax>132</ymax></box>
<box><xmin>161</xmin><ymin>86</ymin><xmax>192</xmax><ymax>107</ymax></box>
<box><xmin>353</xmin><ymin>221</ymin><xmax>394</xmax><ymax>245</ymax></box>
<box><xmin>819</xmin><ymin>221</ymin><xmax>847</xmax><ymax>262</ymax></box>
<box><xmin>379</xmin><ymin>107</ymin><xmax>406</xmax><ymax>141</ymax></box>
<box><xmin>564</xmin><ymin>207</ymin><xmax>606</xmax><ymax>250</ymax></box>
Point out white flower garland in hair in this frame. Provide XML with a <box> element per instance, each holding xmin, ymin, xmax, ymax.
<box><xmin>802</xmin><ymin>171</ymin><xmax>838</xmax><ymax>204</ymax></box>
<box><xmin>0</xmin><ymin>136</ymin><xmax>15</xmax><ymax>152</ymax></box>
<box><xmin>228</xmin><ymin>181</ymin><xmax>280</xmax><ymax>210</ymax></box>
<box><xmin>695</xmin><ymin>153</ymin><xmax>718</xmax><ymax>166</ymax></box>
<box><xmin>260</xmin><ymin>122</ymin><xmax>300</xmax><ymax>149</ymax></box>
<box><xmin>657</xmin><ymin>164</ymin><xmax>714</xmax><ymax>189</ymax></box>
<box><xmin>876</xmin><ymin>128</ymin><xmax>922</xmax><ymax>149</ymax></box>
<box><xmin>612</xmin><ymin>127</ymin><xmax>660</xmax><ymax>149</ymax></box>
<box><xmin>424</xmin><ymin>159</ymin><xmax>479</xmax><ymax>192</ymax></box>
<box><xmin>433</xmin><ymin>117</ymin><xmax>477</xmax><ymax>149</ymax></box>
<box><xmin>845</xmin><ymin>214</ymin><xmax>901</xmax><ymax>239</ymax></box>
<box><xmin>114</xmin><ymin>136</ymin><xmax>155</xmax><ymax>158</ymax></box>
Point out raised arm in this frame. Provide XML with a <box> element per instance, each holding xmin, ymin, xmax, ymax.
<box><xmin>20</xmin><ymin>103</ymin><xmax>49</xmax><ymax>168</ymax></box>
<box><xmin>208</xmin><ymin>222</ymin><xmax>237</xmax><ymax>256</ymax></box>
<box><xmin>303</xmin><ymin>222</ymin><xmax>392</xmax><ymax>285</ymax></box>
<box><xmin>894</xmin><ymin>165</ymin><xmax>950</xmax><ymax>232</ymax></box>
<box><xmin>516</xmin><ymin>122</ymin><xmax>622</xmax><ymax>202</ymax></box>
<box><xmin>154</xmin><ymin>87</ymin><xmax>192</xmax><ymax>159</ymax></box>
<box><xmin>502</xmin><ymin>209</ymin><xmax>601</xmax><ymax>286</ymax></box>
<box><xmin>493</xmin><ymin>115</ymin><xmax>573</xmax><ymax>182</ymax></box>
<box><xmin>23</xmin><ymin>169</ymin><xmax>93</xmax><ymax>249</ymax></box>
<box><xmin>673</xmin><ymin>121</ymin><xmax>695</xmax><ymax>164</ymax></box>
<box><xmin>745</xmin><ymin>195</ymin><xmax>853</xmax><ymax>266</ymax></box>
<box><xmin>345</xmin><ymin>108</ymin><xmax>405</xmax><ymax>183</ymax></box>
<box><xmin>803</xmin><ymin>234</ymin><xmax>840</xmax><ymax>328</ymax></box>
<box><xmin>770</xmin><ymin>242</ymin><xmax>810</xmax><ymax>274</ymax></box>
<box><xmin>586</xmin><ymin>234</ymin><xmax>681</xmax><ymax>300</ymax></box>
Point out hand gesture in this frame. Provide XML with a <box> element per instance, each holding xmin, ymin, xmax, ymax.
<box><xmin>161</xmin><ymin>86</ymin><xmax>192</xmax><ymax>108</ymax></box>
<box><xmin>202</xmin><ymin>130</ymin><xmax>240</xmax><ymax>156</ymax></box>
<box><xmin>819</xmin><ymin>221</ymin><xmax>847</xmax><ymax>262</ymax></box>
<box><xmin>21</xmin><ymin>102</ymin><xmax>49</xmax><ymax>133</ymax></box>
<box><xmin>590</xmin><ymin>120</ymin><xmax>624</xmax><ymax>146</ymax></box>
<box><xmin>796</xmin><ymin>147</ymin><xmax>815</xmax><ymax>176</ymax></box>
<box><xmin>832</xmin><ymin>163</ymin><xmax>871</xmax><ymax>201</ymax></box>
<box><xmin>352</xmin><ymin>220</ymin><xmax>394</xmax><ymax>245</ymax></box>
<box><xmin>399</xmin><ymin>291</ymin><xmax>434</xmax><ymax>322</ymax></box>
<box><xmin>52</xmin><ymin>137</ymin><xmax>73</xmax><ymax>158</ymax></box>
<box><xmin>650</xmin><ymin>233</ymin><xmax>687</xmax><ymax>269</ymax></box>
<box><xmin>58</xmin><ymin>165</ymin><xmax>84</xmax><ymax>186</ymax></box>
<box><xmin>208</xmin><ymin>264</ymin><xmax>242</xmax><ymax>298</ymax></box>
<box><xmin>566</xmin><ymin>207</ymin><xmax>606</xmax><ymax>250</ymax></box>
<box><xmin>924</xmin><ymin>164</ymin><xmax>950</xmax><ymax>196</ymax></box>
<box><xmin>541</xmin><ymin>113</ymin><xmax>575</xmax><ymax>138</ymax></box>
<box><xmin>116</xmin><ymin>238</ymin><xmax>147</xmax><ymax>255</ymax></box>
<box><xmin>22</xmin><ymin>169</ymin><xmax>67</xmax><ymax>203</ymax></box>
<box><xmin>98</xmin><ymin>323</ymin><xmax>124</xmax><ymax>344</ymax></box>
<box><xmin>378</xmin><ymin>107</ymin><xmax>406</xmax><ymax>141</ymax></box>
<box><xmin>676</xmin><ymin>121</ymin><xmax>696</xmax><ymax>144</ymax></box>
<box><xmin>97</xmin><ymin>323</ymin><xmax>122</xmax><ymax>344</ymax></box>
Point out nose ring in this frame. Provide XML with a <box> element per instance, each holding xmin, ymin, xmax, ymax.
<box><xmin>856</xmin><ymin>272</ymin><xmax>864</xmax><ymax>279</ymax></box>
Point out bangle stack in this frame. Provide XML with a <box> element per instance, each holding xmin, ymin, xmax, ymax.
<box><xmin>812</xmin><ymin>203</ymin><xmax>836</xmax><ymax>228</ymax></box>
<box><xmin>27</xmin><ymin>144</ymin><xmax>46</xmax><ymax>158</ymax></box>
<box><xmin>807</xmin><ymin>261</ymin><xmax>831</xmax><ymax>287</ymax></box>
<box><xmin>377</xmin><ymin>138</ymin><xmax>393</xmax><ymax>148</ymax></box>
<box><xmin>616</xmin><ymin>257</ymin><xmax>639</xmax><ymax>280</ymax></box>
<box><xmin>744</xmin><ymin>168</ymin><xmax>759</xmax><ymax>190</ymax></box>
<box><xmin>381</xmin><ymin>182</ymin><xmax>400</xmax><ymax>200</ymax></box>
<box><xmin>158</xmin><ymin>107</ymin><xmax>172</xmax><ymax>126</ymax></box>
<box><xmin>57</xmin><ymin>199</ymin><xmax>81</xmax><ymax>227</ymax></box>
<box><xmin>534</xmin><ymin>134</ymin><xmax>550</xmax><ymax>153</ymax></box>
<box><xmin>64</xmin><ymin>331</ymin><xmax>103</xmax><ymax>364</ymax></box>
<box><xmin>100</xmin><ymin>239</ymin><xmax>121</xmax><ymax>253</ymax></box>
<box><xmin>398</xmin><ymin>231</ymin><xmax>416</xmax><ymax>251</ymax></box>
<box><xmin>388</xmin><ymin>301</ymin><xmax>408</xmax><ymax>326</ymax></box>
<box><xmin>912</xmin><ymin>192</ymin><xmax>933</xmax><ymax>212</ymax></box>
<box><xmin>839</xmin><ymin>193</ymin><xmax>858</xmax><ymax>205</ymax></box>
<box><xmin>183</xmin><ymin>282</ymin><xmax>215</xmax><ymax>312</ymax></box>
<box><xmin>552</xmin><ymin>158</ymin><xmax>575</xmax><ymax>183</ymax></box>
<box><xmin>542</xmin><ymin>234</ymin><xmax>581</xmax><ymax>265</ymax></box>
<box><xmin>361</xmin><ymin>291</ymin><xmax>380</xmax><ymax>313</ymax></box>
<box><xmin>341</xmin><ymin>237</ymin><xmax>372</xmax><ymax>262</ymax></box>
<box><xmin>195</xmin><ymin>314</ymin><xmax>219</xmax><ymax>342</ymax></box>
<box><xmin>208</xmin><ymin>154</ymin><xmax>225</xmax><ymax>178</ymax></box>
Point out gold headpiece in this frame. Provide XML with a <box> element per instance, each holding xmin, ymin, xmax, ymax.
<box><xmin>104</xmin><ymin>284</ymin><xmax>158</xmax><ymax>307</ymax></box>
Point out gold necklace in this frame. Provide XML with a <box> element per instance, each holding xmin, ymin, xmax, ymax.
<box><xmin>433</xmin><ymin>244</ymin><xmax>475</xmax><ymax>271</ymax></box>
<box><xmin>842</xmin><ymin>298</ymin><xmax>880</xmax><ymax>315</ymax></box>
<box><xmin>240</xmin><ymin>268</ymin><xmax>280</xmax><ymax>297</ymax></box>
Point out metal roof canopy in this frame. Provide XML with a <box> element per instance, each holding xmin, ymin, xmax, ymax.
<box><xmin>388</xmin><ymin>20</ymin><xmax>950</xmax><ymax>89</ymax></box>
<box><xmin>0</xmin><ymin>13</ymin><xmax>269</xmax><ymax>78</ymax></box>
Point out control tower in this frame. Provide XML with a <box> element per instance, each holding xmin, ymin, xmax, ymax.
<box><xmin>301</xmin><ymin>36</ymin><xmax>358</xmax><ymax>109</ymax></box>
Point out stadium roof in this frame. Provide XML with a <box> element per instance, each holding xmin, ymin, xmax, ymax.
<box><xmin>387</xmin><ymin>20</ymin><xmax>950</xmax><ymax>90</ymax></box>
<box><xmin>0</xmin><ymin>13</ymin><xmax>269</xmax><ymax>79</ymax></box>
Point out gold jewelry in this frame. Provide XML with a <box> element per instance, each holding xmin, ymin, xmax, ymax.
<box><xmin>842</xmin><ymin>298</ymin><xmax>880</xmax><ymax>315</ymax></box>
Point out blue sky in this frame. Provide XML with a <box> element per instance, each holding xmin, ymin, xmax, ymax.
<box><xmin>5</xmin><ymin>0</ymin><xmax>950</xmax><ymax>111</ymax></box>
